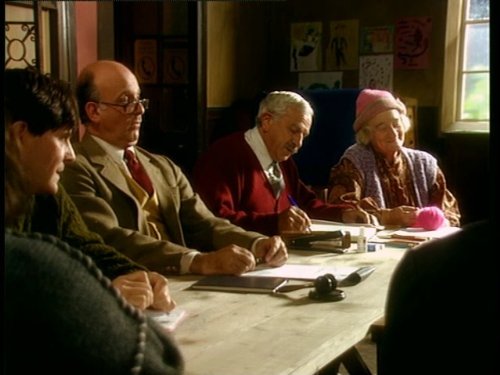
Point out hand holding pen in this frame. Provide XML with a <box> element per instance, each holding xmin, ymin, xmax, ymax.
<box><xmin>278</xmin><ymin>195</ymin><xmax>312</xmax><ymax>234</ymax></box>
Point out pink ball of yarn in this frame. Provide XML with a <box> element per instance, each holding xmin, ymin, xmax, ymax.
<box><xmin>413</xmin><ymin>207</ymin><xmax>446</xmax><ymax>230</ymax></box>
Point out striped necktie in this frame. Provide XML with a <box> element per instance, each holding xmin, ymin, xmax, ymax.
<box><xmin>124</xmin><ymin>149</ymin><xmax>154</xmax><ymax>196</ymax></box>
<box><xmin>269</xmin><ymin>161</ymin><xmax>285</xmax><ymax>198</ymax></box>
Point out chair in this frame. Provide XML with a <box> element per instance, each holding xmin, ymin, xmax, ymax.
<box><xmin>294</xmin><ymin>89</ymin><xmax>361</xmax><ymax>189</ymax></box>
<box><xmin>369</xmin><ymin>317</ymin><xmax>386</xmax><ymax>374</ymax></box>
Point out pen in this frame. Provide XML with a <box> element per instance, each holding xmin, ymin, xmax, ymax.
<box><xmin>287</xmin><ymin>194</ymin><xmax>299</xmax><ymax>207</ymax></box>
<box><xmin>254</xmin><ymin>255</ymin><xmax>265</xmax><ymax>265</ymax></box>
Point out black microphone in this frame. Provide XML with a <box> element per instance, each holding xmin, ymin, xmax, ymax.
<box><xmin>339</xmin><ymin>266</ymin><xmax>376</xmax><ymax>287</ymax></box>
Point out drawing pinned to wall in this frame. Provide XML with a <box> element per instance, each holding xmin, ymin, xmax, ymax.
<box><xmin>326</xmin><ymin>19</ymin><xmax>359</xmax><ymax>71</ymax></box>
<box><xmin>395</xmin><ymin>17</ymin><xmax>432</xmax><ymax>69</ymax></box>
<box><xmin>360</xmin><ymin>26</ymin><xmax>394</xmax><ymax>54</ymax></box>
<box><xmin>359</xmin><ymin>54</ymin><xmax>393</xmax><ymax>91</ymax></box>
<box><xmin>298</xmin><ymin>72</ymin><xmax>343</xmax><ymax>90</ymax></box>
<box><xmin>290</xmin><ymin>22</ymin><xmax>322</xmax><ymax>72</ymax></box>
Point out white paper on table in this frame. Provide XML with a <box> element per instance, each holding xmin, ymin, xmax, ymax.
<box><xmin>145</xmin><ymin>307</ymin><xmax>188</xmax><ymax>332</ymax></box>
<box><xmin>388</xmin><ymin>226</ymin><xmax>461</xmax><ymax>240</ymax></box>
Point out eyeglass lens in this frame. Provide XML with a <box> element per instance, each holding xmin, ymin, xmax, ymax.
<box><xmin>125</xmin><ymin>99</ymin><xmax>149</xmax><ymax>113</ymax></box>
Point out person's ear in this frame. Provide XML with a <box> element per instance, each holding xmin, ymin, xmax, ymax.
<box><xmin>260</xmin><ymin>112</ymin><xmax>273</xmax><ymax>132</ymax></box>
<box><xmin>8</xmin><ymin>121</ymin><xmax>30</xmax><ymax>143</ymax></box>
<box><xmin>85</xmin><ymin>102</ymin><xmax>102</xmax><ymax>122</ymax></box>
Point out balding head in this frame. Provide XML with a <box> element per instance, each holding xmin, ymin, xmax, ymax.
<box><xmin>75</xmin><ymin>60</ymin><xmax>145</xmax><ymax>149</ymax></box>
<box><xmin>76</xmin><ymin>60</ymin><xmax>138</xmax><ymax>125</ymax></box>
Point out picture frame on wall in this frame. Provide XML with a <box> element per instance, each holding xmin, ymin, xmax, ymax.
<box><xmin>134</xmin><ymin>39</ymin><xmax>158</xmax><ymax>84</ymax></box>
<box><xmin>163</xmin><ymin>47</ymin><xmax>189</xmax><ymax>84</ymax></box>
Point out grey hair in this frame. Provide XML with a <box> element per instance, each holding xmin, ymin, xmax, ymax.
<box><xmin>355</xmin><ymin>113</ymin><xmax>412</xmax><ymax>145</ymax></box>
<box><xmin>256</xmin><ymin>91</ymin><xmax>314</xmax><ymax>126</ymax></box>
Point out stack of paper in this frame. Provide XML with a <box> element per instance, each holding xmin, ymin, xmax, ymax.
<box><xmin>388</xmin><ymin>226</ymin><xmax>461</xmax><ymax>240</ymax></box>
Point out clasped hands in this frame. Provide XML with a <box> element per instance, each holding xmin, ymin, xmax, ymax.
<box><xmin>278</xmin><ymin>204</ymin><xmax>379</xmax><ymax>231</ymax></box>
<box><xmin>380</xmin><ymin>205</ymin><xmax>419</xmax><ymax>227</ymax></box>
<box><xmin>343</xmin><ymin>205</ymin><xmax>419</xmax><ymax>227</ymax></box>
<box><xmin>112</xmin><ymin>236</ymin><xmax>290</xmax><ymax>311</ymax></box>
<box><xmin>190</xmin><ymin>236</ymin><xmax>288</xmax><ymax>276</ymax></box>
<box><xmin>112</xmin><ymin>270</ymin><xmax>176</xmax><ymax>312</ymax></box>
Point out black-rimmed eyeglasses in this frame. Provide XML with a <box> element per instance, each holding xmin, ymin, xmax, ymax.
<box><xmin>98</xmin><ymin>98</ymin><xmax>149</xmax><ymax>114</ymax></box>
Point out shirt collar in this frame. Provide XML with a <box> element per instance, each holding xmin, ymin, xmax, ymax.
<box><xmin>244</xmin><ymin>127</ymin><xmax>275</xmax><ymax>170</ymax></box>
<box><xmin>90</xmin><ymin>135</ymin><xmax>132</xmax><ymax>164</ymax></box>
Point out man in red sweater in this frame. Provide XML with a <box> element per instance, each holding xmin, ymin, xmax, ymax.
<box><xmin>193</xmin><ymin>91</ymin><xmax>370</xmax><ymax>236</ymax></box>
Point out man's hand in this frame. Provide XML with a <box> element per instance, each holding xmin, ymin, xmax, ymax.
<box><xmin>278</xmin><ymin>206</ymin><xmax>312</xmax><ymax>234</ymax></box>
<box><xmin>112</xmin><ymin>271</ymin><xmax>154</xmax><ymax>310</ymax></box>
<box><xmin>147</xmin><ymin>271</ymin><xmax>176</xmax><ymax>312</ymax></box>
<box><xmin>190</xmin><ymin>245</ymin><xmax>257</xmax><ymax>275</ymax></box>
<box><xmin>112</xmin><ymin>270</ymin><xmax>176</xmax><ymax>312</ymax></box>
<box><xmin>254</xmin><ymin>236</ymin><xmax>288</xmax><ymax>267</ymax></box>
<box><xmin>342</xmin><ymin>208</ymin><xmax>371</xmax><ymax>224</ymax></box>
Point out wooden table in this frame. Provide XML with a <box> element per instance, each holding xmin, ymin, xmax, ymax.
<box><xmin>167</xmin><ymin>245</ymin><xmax>407</xmax><ymax>375</ymax></box>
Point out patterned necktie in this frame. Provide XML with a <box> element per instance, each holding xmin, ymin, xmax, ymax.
<box><xmin>124</xmin><ymin>149</ymin><xmax>154</xmax><ymax>196</ymax></box>
<box><xmin>269</xmin><ymin>161</ymin><xmax>285</xmax><ymax>198</ymax></box>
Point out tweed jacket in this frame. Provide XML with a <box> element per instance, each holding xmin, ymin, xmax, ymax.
<box><xmin>61</xmin><ymin>133</ymin><xmax>263</xmax><ymax>275</ymax></box>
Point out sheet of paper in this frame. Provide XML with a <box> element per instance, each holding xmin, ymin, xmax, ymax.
<box><xmin>145</xmin><ymin>307</ymin><xmax>188</xmax><ymax>332</ymax></box>
<box><xmin>243</xmin><ymin>263</ymin><xmax>359</xmax><ymax>281</ymax></box>
<box><xmin>384</xmin><ymin>226</ymin><xmax>461</xmax><ymax>240</ymax></box>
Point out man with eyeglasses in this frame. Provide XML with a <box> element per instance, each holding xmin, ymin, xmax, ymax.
<box><xmin>61</xmin><ymin>60</ymin><xmax>287</xmax><ymax>277</ymax></box>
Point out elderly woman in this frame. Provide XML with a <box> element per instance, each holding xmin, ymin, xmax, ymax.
<box><xmin>327</xmin><ymin>89</ymin><xmax>460</xmax><ymax>227</ymax></box>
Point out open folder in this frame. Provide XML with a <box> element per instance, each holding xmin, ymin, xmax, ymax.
<box><xmin>190</xmin><ymin>265</ymin><xmax>376</xmax><ymax>294</ymax></box>
<box><xmin>244</xmin><ymin>263</ymin><xmax>375</xmax><ymax>283</ymax></box>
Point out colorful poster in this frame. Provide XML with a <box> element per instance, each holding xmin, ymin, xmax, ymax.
<box><xmin>326</xmin><ymin>19</ymin><xmax>359</xmax><ymax>71</ymax></box>
<box><xmin>360</xmin><ymin>26</ymin><xmax>394</xmax><ymax>54</ymax></box>
<box><xmin>290</xmin><ymin>22</ymin><xmax>322</xmax><ymax>72</ymax></box>
<box><xmin>395</xmin><ymin>17</ymin><xmax>432</xmax><ymax>69</ymax></box>
<box><xmin>298</xmin><ymin>72</ymin><xmax>343</xmax><ymax>90</ymax></box>
<box><xmin>359</xmin><ymin>54</ymin><xmax>393</xmax><ymax>91</ymax></box>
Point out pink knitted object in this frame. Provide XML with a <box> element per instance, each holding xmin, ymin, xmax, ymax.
<box><xmin>413</xmin><ymin>207</ymin><xmax>446</xmax><ymax>230</ymax></box>
<box><xmin>353</xmin><ymin>89</ymin><xmax>407</xmax><ymax>132</ymax></box>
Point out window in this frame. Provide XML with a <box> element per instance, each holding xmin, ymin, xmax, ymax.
<box><xmin>442</xmin><ymin>0</ymin><xmax>489</xmax><ymax>133</ymax></box>
<box><xmin>4</xmin><ymin>1</ymin><xmax>76</xmax><ymax>83</ymax></box>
